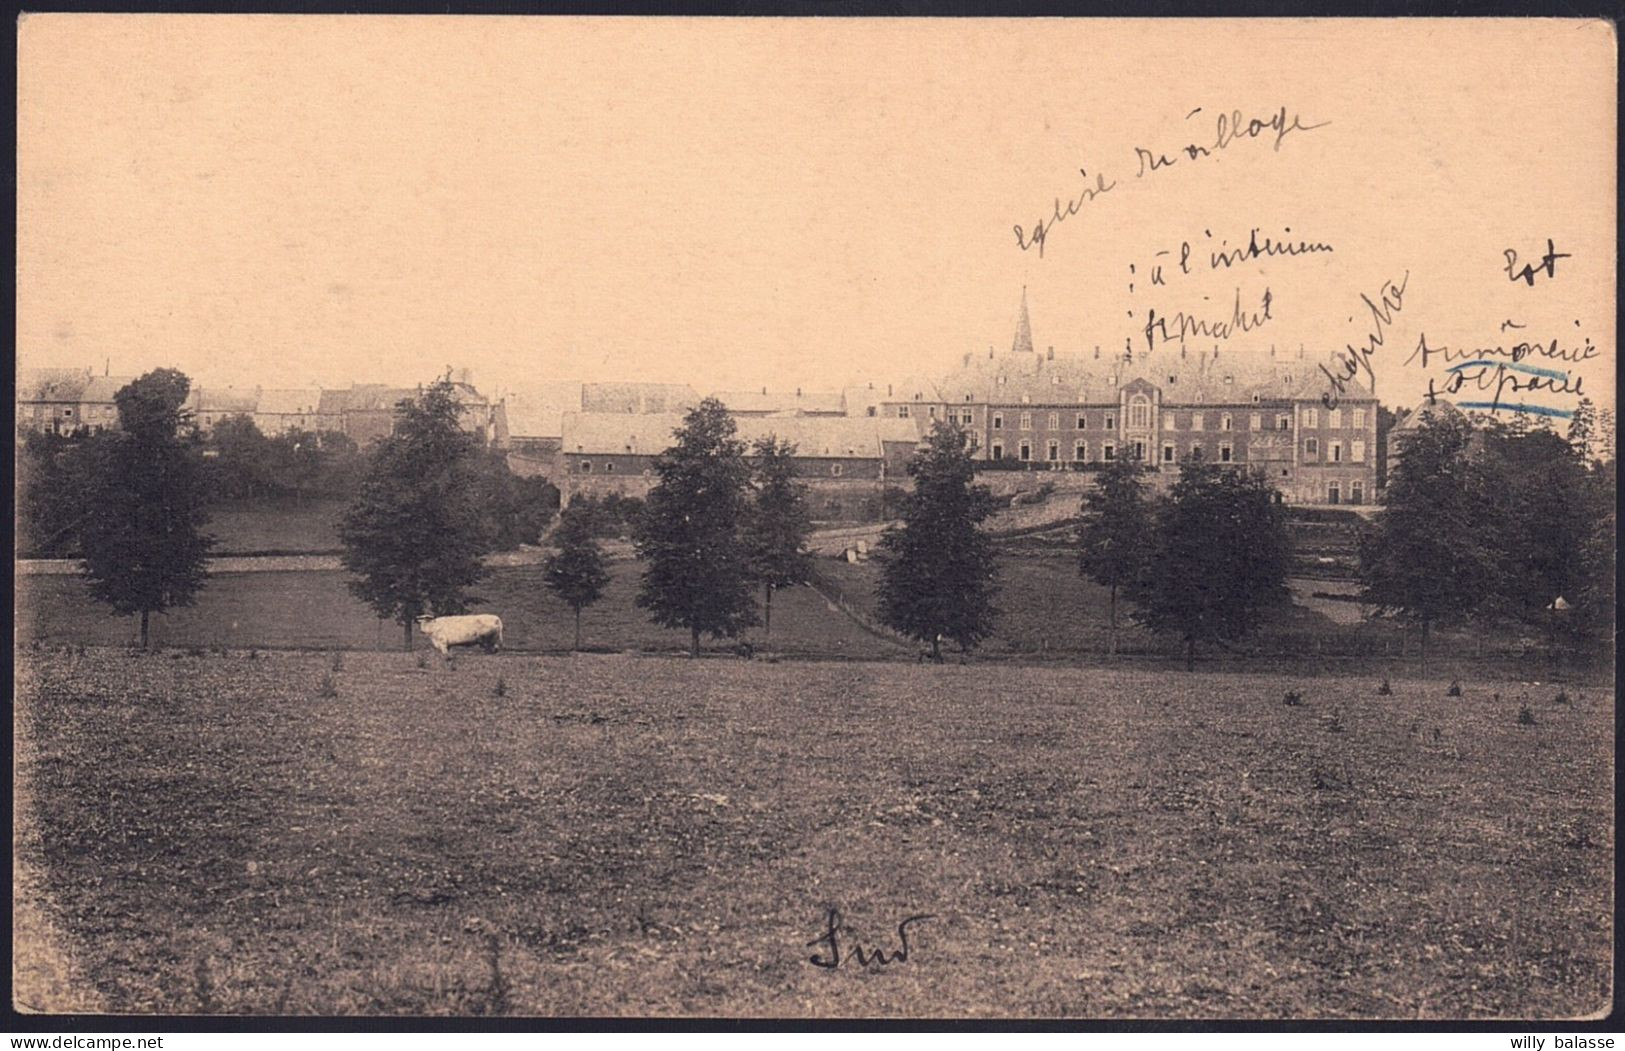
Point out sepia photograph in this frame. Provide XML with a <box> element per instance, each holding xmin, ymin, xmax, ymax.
<box><xmin>11</xmin><ymin>14</ymin><xmax>1617</xmax><ymax>1022</ymax></box>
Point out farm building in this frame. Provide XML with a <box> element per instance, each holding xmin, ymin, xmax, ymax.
<box><xmin>15</xmin><ymin>369</ymin><xmax>136</xmax><ymax>435</ymax></box>
<box><xmin>556</xmin><ymin>411</ymin><xmax>921</xmax><ymax>520</ymax></box>
<box><xmin>18</xmin><ymin>367</ymin><xmax>502</xmax><ymax>447</ymax></box>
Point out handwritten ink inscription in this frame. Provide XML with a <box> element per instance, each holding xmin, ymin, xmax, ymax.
<box><xmin>1013</xmin><ymin>105</ymin><xmax>1329</xmax><ymax>259</ymax></box>
<box><xmin>806</xmin><ymin>908</ymin><xmax>935</xmax><ymax>970</ymax></box>
<box><xmin>1142</xmin><ymin>286</ymin><xmax>1275</xmax><ymax>352</ymax></box>
<box><xmin>1504</xmin><ymin>239</ymin><xmax>1571</xmax><ymax>286</ymax></box>
<box><xmin>1318</xmin><ymin>272</ymin><xmax>1410</xmax><ymax>409</ymax></box>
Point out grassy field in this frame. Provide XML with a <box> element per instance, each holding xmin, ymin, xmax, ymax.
<box><xmin>206</xmin><ymin>499</ymin><xmax>347</xmax><ymax>555</ymax></box>
<box><xmin>13</xmin><ymin>649</ymin><xmax>1613</xmax><ymax>1018</ymax></box>
<box><xmin>16</xmin><ymin>562</ymin><xmax>899</xmax><ymax>660</ymax></box>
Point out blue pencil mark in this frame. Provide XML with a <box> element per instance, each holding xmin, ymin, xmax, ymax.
<box><xmin>1446</xmin><ymin>360</ymin><xmax>1569</xmax><ymax>381</ymax></box>
<box><xmin>1455</xmin><ymin>401</ymin><xmax>1575</xmax><ymax>419</ymax></box>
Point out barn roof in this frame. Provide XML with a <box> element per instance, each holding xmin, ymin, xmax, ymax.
<box><xmin>560</xmin><ymin>411</ymin><xmax>921</xmax><ymax>459</ymax></box>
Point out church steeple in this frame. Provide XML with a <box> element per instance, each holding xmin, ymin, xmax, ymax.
<box><xmin>1011</xmin><ymin>287</ymin><xmax>1035</xmax><ymax>354</ymax></box>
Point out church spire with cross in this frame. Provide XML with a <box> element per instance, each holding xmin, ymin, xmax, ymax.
<box><xmin>1011</xmin><ymin>286</ymin><xmax>1035</xmax><ymax>354</ymax></box>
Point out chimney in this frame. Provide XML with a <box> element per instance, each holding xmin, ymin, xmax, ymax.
<box><xmin>762</xmin><ymin>386</ymin><xmax>767</xmax><ymax>395</ymax></box>
<box><xmin>887</xmin><ymin>384</ymin><xmax>893</xmax><ymax>396</ymax></box>
<box><xmin>1093</xmin><ymin>346</ymin><xmax>1100</xmax><ymax>360</ymax></box>
<box><xmin>1046</xmin><ymin>346</ymin><xmax>1054</xmax><ymax>361</ymax></box>
<box><xmin>1180</xmin><ymin>346</ymin><xmax>1186</xmax><ymax>359</ymax></box>
<box><xmin>962</xmin><ymin>352</ymin><xmax>971</xmax><ymax>367</ymax></box>
<box><xmin>796</xmin><ymin>387</ymin><xmax>802</xmax><ymax>397</ymax></box>
<box><xmin>1269</xmin><ymin>344</ymin><xmax>1276</xmax><ymax>358</ymax></box>
<box><xmin>988</xmin><ymin>346</ymin><xmax>994</xmax><ymax>359</ymax></box>
<box><xmin>104</xmin><ymin>357</ymin><xmax>110</xmax><ymax>377</ymax></box>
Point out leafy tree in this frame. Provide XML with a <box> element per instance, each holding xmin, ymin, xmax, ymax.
<box><xmin>544</xmin><ymin>507</ymin><xmax>611</xmax><ymax>650</ymax></box>
<box><xmin>76</xmin><ymin>369</ymin><xmax>215</xmax><ymax>649</ymax></box>
<box><xmin>469</xmin><ymin>448</ymin><xmax>558</xmax><ymax>550</ymax></box>
<box><xmin>1569</xmin><ymin>461</ymin><xmax>1617</xmax><ymax>658</ymax></box>
<box><xmin>207</xmin><ymin>413</ymin><xmax>275</xmax><ymax>501</ymax></box>
<box><xmin>1077</xmin><ymin>458</ymin><xmax>1154</xmax><ymax>657</ymax></box>
<box><xmin>633</xmin><ymin>397</ymin><xmax>758</xmax><ymax>656</ymax></box>
<box><xmin>1130</xmin><ymin>462</ymin><xmax>1290</xmax><ymax>671</ymax></box>
<box><xmin>1479</xmin><ymin>421</ymin><xmax>1592</xmax><ymax>642</ymax></box>
<box><xmin>876</xmin><ymin>421</ymin><xmax>1000</xmax><ymax>660</ymax></box>
<box><xmin>1359</xmin><ymin>407</ymin><xmax>1498</xmax><ymax>674</ymax></box>
<box><xmin>743</xmin><ymin>436</ymin><xmax>813</xmax><ymax>637</ymax></box>
<box><xmin>338</xmin><ymin>380</ymin><xmax>492</xmax><ymax>650</ymax></box>
<box><xmin>1567</xmin><ymin>397</ymin><xmax>1596</xmax><ymax>463</ymax></box>
<box><xmin>16</xmin><ymin>430</ymin><xmax>94</xmax><ymax>558</ymax></box>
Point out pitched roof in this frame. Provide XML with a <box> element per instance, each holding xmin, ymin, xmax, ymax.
<box><xmin>320</xmin><ymin>384</ymin><xmax>417</xmax><ymax>414</ymax></box>
<box><xmin>80</xmin><ymin>376</ymin><xmax>136</xmax><ymax>403</ymax></box>
<box><xmin>579</xmin><ymin>382</ymin><xmax>698</xmax><ymax>415</ymax></box>
<box><xmin>561</xmin><ymin>412</ymin><xmax>687</xmax><ymax>455</ymax></box>
<box><xmin>914</xmin><ymin>345</ymin><xmax>1365</xmax><ymax>407</ymax></box>
<box><xmin>711</xmin><ymin>389</ymin><xmax>846</xmax><ymax>415</ymax></box>
<box><xmin>503</xmin><ymin>381</ymin><xmax>584</xmax><ymax>438</ymax></box>
<box><xmin>17</xmin><ymin>368</ymin><xmax>91</xmax><ymax>403</ymax></box>
<box><xmin>189</xmin><ymin>387</ymin><xmax>261</xmax><ymax>414</ymax></box>
<box><xmin>255</xmin><ymin>389</ymin><xmax>325</xmax><ymax>415</ymax></box>
<box><xmin>560</xmin><ymin>412</ymin><xmax>921</xmax><ymax>459</ymax></box>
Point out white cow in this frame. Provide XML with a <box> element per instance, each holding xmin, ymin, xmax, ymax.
<box><xmin>415</xmin><ymin>613</ymin><xmax>504</xmax><ymax>659</ymax></box>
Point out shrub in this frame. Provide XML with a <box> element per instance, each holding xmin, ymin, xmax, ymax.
<box><xmin>247</xmin><ymin>648</ymin><xmax>259</xmax><ymax>660</ymax></box>
<box><xmin>1283</xmin><ymin>690</ymin><xmax>1304</xmax><ymax>707</ymax></box>
<box><xmin>317</xmin><ymin>673</ymin><xmax>338</xmax><ymax>699</ymax></box>
<box><xmin>1446</xmin><ymin>679</ymin><xmax>1462</xmax><ymax>697</ymax></box>
<box><xmin>1377</xmin><ymin>678</ymin><xmax>1393</xmax><ymax>696</ymax></box>
<box><xmin>493</xmin><ymin>676</ymin><xmax>507</xmax><ymax>698</ymax></box>
<box><xmin>416</xmin><ymin>652</ymin><xmax>429</xmax><ymax>669</ymax></box>
<box><xmin>331</xmin><ymin>652</ymin><xmax>344</xmax><ymax>672</ymax></box>
<box><xmin>186</xmin><ymin>645</ymin><xmax>207</xmax><ymax>658</ymax></box>
<box><xmin>1518</xmin><ymin>703</ymin><xmax>1536</xmax><ymax>726</ymax></box>
<box><xmin>1324</xmin><ymin>707</ymin><xmax>1345</xmax><ymax>733</ymax></box>
<box><xmin>1554</xmin><ymin>689</ymin><xmax>1569</xmax><ymax>704</ymax></box>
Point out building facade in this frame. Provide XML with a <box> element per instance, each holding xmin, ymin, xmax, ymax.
<box><xmin>878</xmin><ymin>294</ymin><xmax>1380</xmax><ymax>506</ymax></box>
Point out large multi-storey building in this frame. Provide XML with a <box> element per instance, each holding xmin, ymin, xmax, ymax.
<box><xmin>879</xmin><ymin>293</ymin><xmax>1380</xmax><ymax>506</ymax></box>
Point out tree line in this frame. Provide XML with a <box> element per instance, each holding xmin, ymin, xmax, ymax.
<box><xmin>43</xmin><ymin>370</ymin><xmax>1615</xmax><ymax>667</ymax></box>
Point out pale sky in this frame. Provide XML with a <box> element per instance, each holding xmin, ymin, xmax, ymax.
<box><xmin>17</xmin><ymin>16</ymin><xmax>1617</xmax><ymax>415</ymax></box>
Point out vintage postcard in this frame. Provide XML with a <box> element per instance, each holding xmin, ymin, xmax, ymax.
<box><xmin>13</xmin><ymin>15</ymin><xmax>1616</xmax><ymax>1022</ymax></box>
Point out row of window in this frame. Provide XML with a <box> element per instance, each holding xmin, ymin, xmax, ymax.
<box><xmin>575</xmin><ymin>460</ymin><xmax>851</xmax><ymax>477</ymax></box>
<box><xmin>988</xmin><ymin>437</ymin><xmax>1368</xmax><ymax>464</ymax></box>
<box><xmin>938</xmin><ymin>405</ymin><xmax>1370</xmax><ymax>431</ymax></box>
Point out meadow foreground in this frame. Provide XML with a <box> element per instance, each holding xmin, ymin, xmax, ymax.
<box><xmin>13</xmin><ymin>650</ymin><xmax>1613</xmax><ymax>1018</ymax></box>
